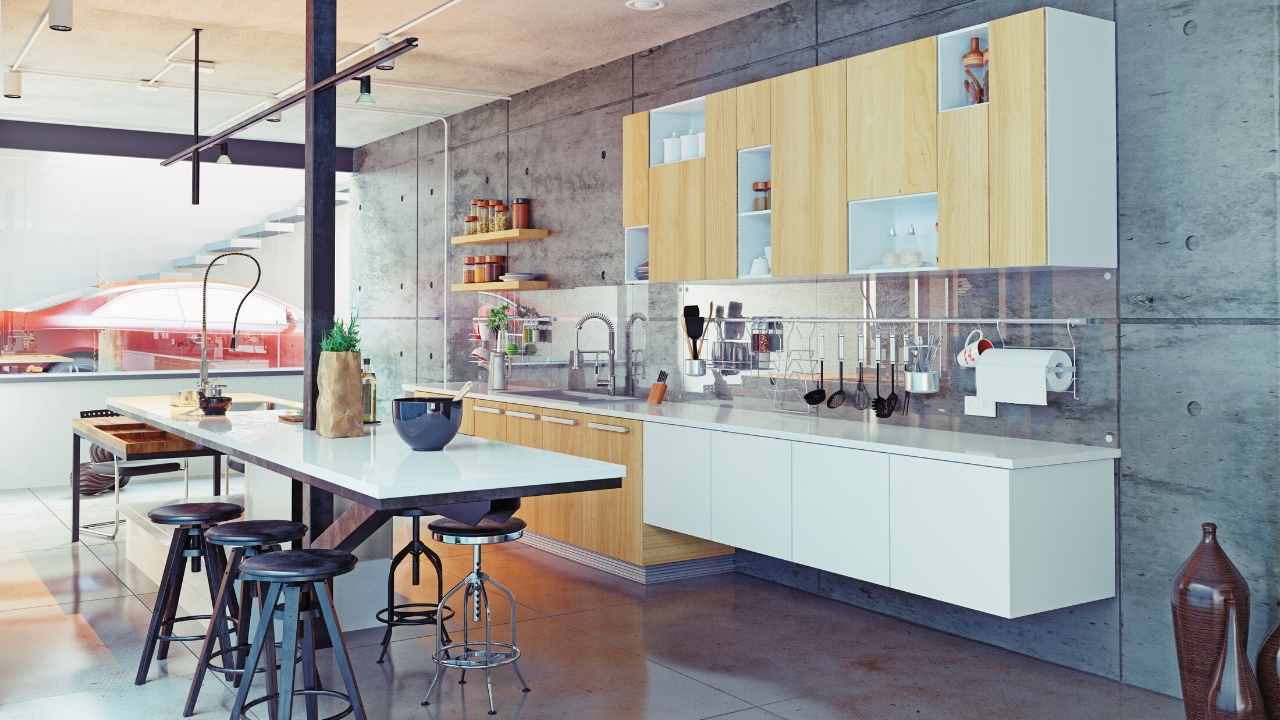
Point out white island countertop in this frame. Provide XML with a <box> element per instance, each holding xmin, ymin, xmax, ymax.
<box><xmin>406</xmin><ymin>382</ymin><xmax>1119</xmax><ymax>470</ymax></box>
<box><xmin>106</xmin><ymin>395</ymin><xmax>625</xmax><ymax>509</ymax></box>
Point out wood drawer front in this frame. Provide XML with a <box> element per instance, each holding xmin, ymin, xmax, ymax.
<box><xmin>791</xmin><ymin>443</ymin><xmax>889</xmax><ymax>586</ymax></box>
<box><xmin>501</xmin><ymin>403</ymin><xmax>542</xmax><ymax>447</ymax></box>
<box><xmin>526</xmin><ymin>407</ymin><xmax>585</xmax><ymax>544</ymax></box>
<box><xmin>643</xmin><ymin>423</ymin><xmax>712</xmax><ymax>539</ymax></box>
<box><xmin>580</xmin><ymin>414</ymin><xmax>643</xmax><ymax>564</ymax></box>
<box><xmin>710</xmin><ymin>431</ymin><xmax>792</xmax><ymax>560</ymax></box>
<box><xmin>470</xmin><ymin>401</ymin><xmax>505</xmax><ymax>440</ymax></box>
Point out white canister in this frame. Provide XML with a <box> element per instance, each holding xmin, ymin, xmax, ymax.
<box><xmin>696</xmin><ymin>130</ymin><xmax>706</xmax><ymax>158</ymax></box>
<box><xmin>662</xmin><ymin>133</ymin><xmax>681</xmax><ymax>164</ymax></box>
<box><xmin>680</xmin><ymin>130</ymin><xmax>698</xmax><ymax>160</ymax></box>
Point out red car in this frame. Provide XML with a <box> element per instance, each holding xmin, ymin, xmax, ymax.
<box><xmin>0</xmin><ymin>280</ymin><xmax>304</xmax><ymax>373</ymax></box>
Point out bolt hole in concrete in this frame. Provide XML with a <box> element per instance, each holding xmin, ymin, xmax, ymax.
<box><xmin>525</xmin><ymin>167</ymin><xmax>530</xmax><ymax>175</ymax></box>
<box><xmin>601</xmin><ymin>150</ymin><xmax>607</xmax><ymax>159</ymax></box>
<box><xmin>1185</xmin><ymin>235</ymin><xmax>1199</xmax><ymax>251</ymax></box>
<box><xmin>1183</xmin><ymin>19</ymin><xmax>1197</xmax><ymax>35</ymax></box>
<box><xmin>485</xmin><ymin>176</ymin><xmax>490</xmax><ymax>184</ymax></box>
<box><xmin>1105</xmin><ymin>433</ymin><xmax>1115</xmax><ymax>444</ymax></box>
<box><xmin>1187</xmin><ymin>401</ymin><xmax>1202</xmax><ymax>416</ymax></box>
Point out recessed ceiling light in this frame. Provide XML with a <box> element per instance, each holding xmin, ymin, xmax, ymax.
<box><xmin>4</xmin><ymin>71</ymin><xmax>22</xmax><ymax>99</ymax></box>
<box><xmin>625</xmin><ymin>0</ymin><xmax>665</xmax><ymax>11</ymax></box>
<box><xmin>49</xmin><ymin>0</ymin><xmax>74</xmax><ymax>31</ymax></box>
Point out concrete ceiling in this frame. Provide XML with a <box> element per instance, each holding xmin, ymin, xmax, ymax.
<box><xmin>0</xmin><ymin>0</ymin><xmax>784</xmax><ymax>148</ymax></box>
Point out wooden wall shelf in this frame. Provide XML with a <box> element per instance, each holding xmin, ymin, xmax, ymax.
<box><xmin>450</xmin><ymin>228</ymin><xmax>550</xmax><ymax>246</ymax></box>
<box><xmin>451</xmin><ymin>280</ymin><xmax>549</xmax><ymax>293</ymax></box>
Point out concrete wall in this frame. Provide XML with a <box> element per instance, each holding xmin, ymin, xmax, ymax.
<box><xmin>347</xmin><ymin>0</ymin><xmax>1280</xmax><ymax>697</ymax></box>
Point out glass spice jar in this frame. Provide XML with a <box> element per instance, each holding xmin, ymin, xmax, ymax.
<box><xmin>752</xmin><ymin>181</ymin><xmax>770</xmax><ymax>211</ymax></box>
<box><xmin>494</xmin><ymin>203</ymin><xmax>508</xmax><ymax>232</ymax></box>
<box><xmin>464</xmin><ymin>215</ymin><xmax>479</xmax><ymax>235</ymax></box>
<box><xmin>471</xmin><ymin>199</ymin><xmax>485</xmax><ymax>232</ymax></box>
<box><xmin>485</xmin><ymin>200</ymin><xmax>498</xmax><ymax>232</ymax></box>
<box><xmin>463</xmin><ymin>256</ymin><xmax>476</xmax><ymax>283</ymax></box>
<box><xmin>512</xmin><ymin>198</ymin><xmax>531</xmax><ymax>229</ymax></box>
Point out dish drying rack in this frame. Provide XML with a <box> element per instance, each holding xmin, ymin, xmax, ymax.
<box><xmin>470</xmin><ymin>316</ymin><xmax>557</xmax><ymax>367</ymax></box>
<box><xmin>745</xmin><ymin>315</ymin><xmax>1088</xmax><ymax>412</ymax></box>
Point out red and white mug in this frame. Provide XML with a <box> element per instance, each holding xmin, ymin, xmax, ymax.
<box><xmin>956</xmin><ymin>329</ymin><xmax>994</xmax><ymax>368</ymax></box>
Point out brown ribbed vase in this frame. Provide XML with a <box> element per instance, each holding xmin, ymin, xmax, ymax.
<box><xmin>1171</xmin><ymin>522</ymin><xmax>1263</xmax><ymax>720</ymax></box>
<box><xmin>1257</xmin><ymin>620</ymin><xmax>1280</xmax><ymax>719</ymax></box>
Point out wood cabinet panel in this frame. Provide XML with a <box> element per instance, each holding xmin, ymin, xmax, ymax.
<box><xmin>846</xmin><ymin>37</ymin><xmax>938</xmax><ymax>200</ymax></box>
<box><xmin>736</xmin><ymin>80</ymin><xmax>771</xmax><ymax>149</ymax></box>
<box><xmin>938</xmin><ymin>104</ymin><xmax>990</xmax><ymax>268</ymax></box>
<box><xmin>622</xmin><ymin>112</ymin><xmax>650</xmax><ymax>228</ymax></box>
<box><xmin>579</xmin><ymin>415</ymin><xmax>644</xmax><ymax>564</ymax></box>
<box><xmin>704</xmin><ymin>90</ymin><xmax>738</xmax><ymax>280</ymax></box>
<box><xmin>643</xmin><ymin>423</ymin><xmax>712</xmax><ymax>538</ymax></box>
<box><xmin>710</xmin><ymin>431</ymin><xmax>792</xmax><ymax>559</ymax></box>
<box><xmin>792</xmin><ymin>443</ymin><xmax>890</xmax><ymax>585</ymax></box>
<box><xmin>529</xmin><ymin>407</ymin><xmax>583</xmax><ymax>544</ymax></box>
<box><xmin>648</xmin><ymin>159</ymin><xmax>706</xmax><ymax>282</ymax></box>
<box><xmin>990</xmin><ymin>9</ymin><xmax>1047</xmax><ymax>266</ymax></box>
<box><xmin>470</xmin><ymin>401</ymin><xmax>504</xmax><ymax>440</ymax></box>
<box><xmin>771</xmin><ymin>64</ymin><xmax>847</xmax><ymax>277</ymax></box>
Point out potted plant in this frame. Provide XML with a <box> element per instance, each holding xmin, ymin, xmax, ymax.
<box><xmin>316</xmin><ymin>318</ymin><xmax>366</xmax><ymax>438</ymax></box>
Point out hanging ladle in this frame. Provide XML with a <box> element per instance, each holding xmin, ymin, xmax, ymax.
<box><xmin>827</xmin><ymin>334</ymin><xmax>848</xmax><ymax>409</ymax></box>
<box><xmin>803</xmin><ymin>331</ymin><xmax>828</xmax><ymax>406</ymax></box>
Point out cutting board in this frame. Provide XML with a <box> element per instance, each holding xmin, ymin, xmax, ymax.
<box><xmin>73</xmin><ymin>416</ymin><xmax>199</xmax><ymax>459</ymax></box>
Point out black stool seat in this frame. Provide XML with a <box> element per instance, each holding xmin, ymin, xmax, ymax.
<box><xmin>206</xmin><ymin>520</ymin><xmax>307</xmax><ymax>547</ymax></box>
<box><xmin>429</xmin><ymin>516</ymin><xmax>525</xmax><ymax>538</ymax></box>
<box><xmin>149</xmin><ymin>501</ymin><xmax>242</xmax><ymax>526</ymax></box>
<box><xmin>239</xmin><ymin>549</ymin><xmax>357</xmax><ymax>583</ymax></box>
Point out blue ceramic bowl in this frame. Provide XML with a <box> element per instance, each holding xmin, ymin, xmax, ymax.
<box><xmin>392</xmin><ymin>397</ymin><xmax>462</xmax><ymax>451</ymax></box>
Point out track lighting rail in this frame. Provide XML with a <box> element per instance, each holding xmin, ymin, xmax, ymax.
<box><xmin>159</xmin><ymin>36</ymin><xmax>418</xmax><ymax>167</ymax></box>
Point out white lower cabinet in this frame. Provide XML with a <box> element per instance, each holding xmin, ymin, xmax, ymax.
<box><xmin>888</xmin><ymin>456</ymin><xmax>1115</xmax><ymax>618</ymax></box>
<box><xmin>792</xmin><ymin>443</ymin><xmax>890</xmax><ymax>586</ymax></box>
<box><xmin>710</xmin><ymin>431</ymin><xmax>792</xmax><ymax>560</ymax></box>
<box><xmin>642</xmin><ymin>422</ymin><xmax>712</xmax><ymax>538</ymax></box>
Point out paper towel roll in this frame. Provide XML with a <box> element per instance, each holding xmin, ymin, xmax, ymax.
<box><xmin>974</xmin><ymin>348</ymin><xmax>1074</xmax><ymax>406</ymax></box>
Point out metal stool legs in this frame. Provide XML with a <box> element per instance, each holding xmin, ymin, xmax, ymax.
<box><xmin>79</xmin><ymin>457</ymin><xmax>124</xmax><ymax>540</ymax></box>
<box><xmin>135</xmin><ymin>525</ymin><xmax>236</xmax><ymax>685</ymax></box>
<box><xmin>421</xmin><ymin>544</ymin><xmax>529</xmax><ymax>716</ymax></box>
<box><xmin>376</xmin><ymin>515</ymin><xmax>453</xmax><ymax>664</ymax></box>
<box><xmin>230</xmin><ymin>580</ymin><xmax>367</xmax><ymax>720</ymax></box>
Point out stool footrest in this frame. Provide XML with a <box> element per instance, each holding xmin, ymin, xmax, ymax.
<box><xmin>434</xmin><ymin>641</ymin><xmax>521</xmax><ymax>670</ymax></box>
<box><xmin>157</xmin><ymin>613</ymin><xmax>233</xmax><ymax>644</ymax></box>
<box><xmin>240</xmin><ymin>688</ymin><xmax>354</xmax><ymax>720</ymax></box>
<box><xmin>375</xmin><ymin>602</ymin><xmax>454</xmax><ymax>627</ymax></box>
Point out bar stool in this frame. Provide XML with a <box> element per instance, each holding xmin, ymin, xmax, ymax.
<box><xmin>421</xmin><ymin>516</ymin><xmax>530</xmax><ymax>716</ymax></box>
<box><xmin>182</xmin><ymin>519</ymin><xmax>308</xmax><ymax>718</ymax></box>
<box><xmin>375</xmin><ymin>509</ymin><xmax>454</xmax><ymax>663</ymax></box>
<box><xmin>230</xmin><ymin>549</ymin><xmax>367</xmax><ymax>720</ymax></box>
<box><xmin>134</xmin><ymin>501</ymin><xmax>243</xmax><ymax>686</ymax></box>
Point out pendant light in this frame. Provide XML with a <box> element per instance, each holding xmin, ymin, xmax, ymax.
<box><xmin>373</xmin><ymin>35</ymin><xmax>396</xmax><ymax>71</ymax></box>
<box><xmin>265</xmin><ymin>110</ymin><xmax>283</xmax><ymax>123</ymax></box>
<box><xmin>3</xmin><ymin>70</ymin><xmax>21</xmax><ymax>99</ymax></box>
<box><xmin>215</xmin><ymin>141</ymin><xmax>232</xmax><ymax>164</ymax></box>
<box><xmin>49</xmin><ymin>0</ymin><xmax>74</xmax><ymax>31</ymax></box>
<box><xmin>355</xmin><ymin>75</ymin><xmax>375</xmax><ymax>105</ymax></box>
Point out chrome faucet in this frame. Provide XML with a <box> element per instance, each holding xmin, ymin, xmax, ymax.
<box><xmin>198</xmin><ymin>252</ymin><xmax>262</xmax><ymax>400</ymax></box>
<box><xmin>569</xmin><ymin>312</ymin><xmax>616</xmax><ymax>395</ymax></box>
<box><xmin>624</xmin><ymin>312</ymin><xmax>647</xmax><ymax>396</ymax></box>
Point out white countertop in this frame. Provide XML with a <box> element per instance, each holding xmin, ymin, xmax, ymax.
<box><xmin>106</xmin><ymin>395</ymin><xmax>625</xmax><ymax>508</ymax></box>
<box><xmin>406</xmin><ymin>383</ymin><xmax>1120</xmax><ymax>470</ymax></box>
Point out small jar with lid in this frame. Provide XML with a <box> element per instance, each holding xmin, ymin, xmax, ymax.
<box><xmin>493</xmin><ymin>203</ymin><xmax>508</xmax><ymax>232</ymax></box>
<box><xmin>752</xmin><ymin>181</ymin><xmax>770</xmax><ymax>211</ymax></box>
<box><xmin>463</xmin><ymin>256</ymin><xmax>476</xmax><ymax>283</ymax></box>
<box><xmin>470</xmin><ymin>200</ymin><xmax>485</xmax><ymax>231</ymax></box>
<box><xmin>512</xmin><ymin>198</ymin><xmax>531</xmax><ymax>229</ymax></box>
<box><xmin>464</xmin><ymin>215</ymin><xmax>479</xmax><ymax>235</ymax></box>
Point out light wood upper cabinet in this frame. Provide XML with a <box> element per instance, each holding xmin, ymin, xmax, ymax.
<box><xmin>736</xmin><ymin>79</ymin><xmax>771</xmax><ymax>148</ymax></box>
<box><xmin>846</xmin><ymin>37</ymin><xmax>938</xmax><ymax>201</ymax></box>
<box><xmin>622</xmin><ymin>112</ymin><xmax>649</xmax><ymax>228</ymax></box>
<box><xmin>704</xmin><ymin>90</ymin><xmax>738</xmax><ymax>280</ymax></box>
<box><xmin>989</xmin><ymin>9</ymin><xmax>1047</xmax><ymax>267</ymax></box>
<box><xmin>771</xmin><ymin>63</ymin><xmax>848</xmax><ymax>277</ymax></box>
<box><xmin>648</xmin><ymin>159</ymin><xmax>706</xmax><ymax>282</ymax></box>
<box><xmin>938</xmin><ymin>105</ymin><xmax>990</xmax><ymax>268</ymax></box>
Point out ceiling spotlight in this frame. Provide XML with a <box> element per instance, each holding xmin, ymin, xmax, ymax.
<box><xmin>625</xmin><ymin>0</ymin><xmax>665</xmax><ymax>10</ymax></box>
<box><xmin>265</xmin><ymin>110</ymin><xmax>283</xmax><ymax>123</ymax></box>
<box><xmin>216</xmin><ymin>142</ymin><xmax>232</xmax><ymax>165</ymax></box>
<box><xmin>355</xmin><ymin>75</ymin><xmax>375</xmax><ymax>105</ymax></box>
<box><xmin>4</xmin><ymin>70</ymin><xmax>22</xmax><ymax>99</ymax></box>
<box><xmin>49</xmin><ymin>0</ymin><xmax>74</xmax><ymax>31</ymax></box>
<box><xmin>373</xmin><ymin>35</ymin><xmax>396</xmax><ymax>71</ymax></box>
<box><xmin>135</xmin><ymin>80</ymin><xmax>160</xmax><ymax>92</ymax></box>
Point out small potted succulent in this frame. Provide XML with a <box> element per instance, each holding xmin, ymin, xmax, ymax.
<box><xmin>316</xmin><ymin>318</ymin><xmax>366</xmax><ymax>438</ymax></box>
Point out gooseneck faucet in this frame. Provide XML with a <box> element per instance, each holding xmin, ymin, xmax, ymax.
<box><xmin>570</xmin><ymin>312</ymin><xmax>617</xmax><ymax>396</ymax></box>
<box><xmin>624</xmin><ymin>312</ymin><xmax>647</xmax><ymax>396</ymax></box>
<box><xmin>199</xmin><ymin>252</ymin><xmax>262</xmax><ymax>398</ymax></box>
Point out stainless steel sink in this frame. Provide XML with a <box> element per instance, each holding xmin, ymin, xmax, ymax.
<box><xmin>226</xmin><ymin>400</ymin><xmax>285</xmax><ymax>412</ymax></box>
<box><xmin>501</xmin><ymin>389</ymin><xmax>621</xmax><ymax>405</ymax></box>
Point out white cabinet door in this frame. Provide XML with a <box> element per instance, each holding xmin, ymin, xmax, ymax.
<box><xmin>792</xmin><ymin>442</ymin><xmax>890</xmax><ymax>586</ymax></box>
<box><xmin>889</xmin><ymin>456</ymin><xmax>1012</xmax><ymax>616</ymax></box>
<box><xmin>710</xmin><ymin>431</ymin><xmax>792</xmax><ymax>559</ymax></box>
<box><xmin>643</xmin><ymin>423</ymin><xmax>712</xmax><ymax>539</ymax></box>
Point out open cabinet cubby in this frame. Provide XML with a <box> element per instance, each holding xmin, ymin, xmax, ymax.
<box><xmin>938</xmin><ymin>23</ymin><xmax>989</xmax><ymax>112</ymax></box>
<box><xmin>625</xmin><ymin>226</ymin><xmax>650</xmax><ymax>284</ymax></box>
<box><xmin>848</xmin><ymin>192</ymin><xmax>940</xmax><ymax>273</ymax></box>
<box><xmin>649</xmin><ymin>97</ymin><xmax>706</xmax><ymax>167</ymax></box>
<box><xmin>737</xmin><ymin>146</ymin><xmax>772</xmax><ymax>278</ymax></box>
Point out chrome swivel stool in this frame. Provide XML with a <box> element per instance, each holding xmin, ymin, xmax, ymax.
<box><xmin>135</xmin><ymin>501</ymin><xmax>243</xmax><ymax>686</ymax></box>
<box><xmin>230</xmin><ymin>549</ymin><xmax>367</xmax><ymax>720</ymax></box>
<box><xmin>421</xmin><ymin>516</ymin><xmax>530</xmax><ymax>716</ymax></box>
<box><xmin>182</xmin><ymin>519</ymin><xmax>308</xmax><ymax>719</ymax></box>
<box><xmin>375</xmin><ymin>508</ymin><xmax>454</xmax><ymax>663</ymax></box>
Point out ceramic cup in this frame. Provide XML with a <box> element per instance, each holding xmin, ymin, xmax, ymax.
<box><xmin>955</xmin><ymin>329</ymin><xmax>994</xmax><ymax>368</ymax></box>
<box><xmin>750</xmin><ymin>256</ymin><xmax>770</xmax><ymax>276</ymax></box>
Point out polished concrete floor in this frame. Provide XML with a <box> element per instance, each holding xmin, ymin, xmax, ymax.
<box><xmin>0</xmin><ymin>475</ymin><xmax>1184</xmax><ymax>719</ymax></box>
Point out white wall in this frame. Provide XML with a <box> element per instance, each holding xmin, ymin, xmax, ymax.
<box><xmin>0</xmin><ymin>372</ymin><xmax>302</xmax><ymax>490</ymax></box>
<box><xmin>0</xmin><ymin>148</ymin><xmax>350</xmax><ymax>311</ymax></box>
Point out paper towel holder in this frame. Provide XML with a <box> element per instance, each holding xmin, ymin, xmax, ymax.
<box><xmin>964</xmin><ymin>321</ymin><xmax>1079</xmax><ymax>417</ymax></box>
